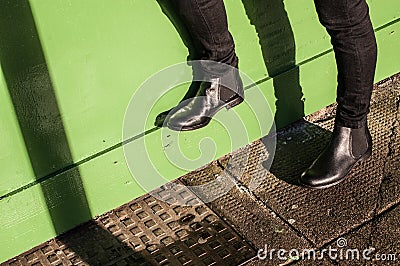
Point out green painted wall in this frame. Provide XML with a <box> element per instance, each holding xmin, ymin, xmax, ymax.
<box><xmin>0</xmin><ymin>0</ymin><xmax>399</xmax><ymax>262</ymax></box>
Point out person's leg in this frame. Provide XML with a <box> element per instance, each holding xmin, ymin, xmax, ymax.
<box><xmin>154</xmin><ymin>0</ymin><xmax>203</xmax><ymax>127</ymax></box>
<box><xmin>300</xmin><ymin>0</ymin><xmax>377</xmax><ymax>188</ymax></box>
<box><xmin>167</xmin><ymin>0</ymin><xmax>244</xmax><ymax>131</ymax></box>
<box><xmin>315</xmin><ymin>0</ymin><xmax>377</xmax><ymax>127</ymax></box>
<box><xmin>171</xmin><ymin>0</ymin><xmax>238</xmax><ymax>67</ymax></box>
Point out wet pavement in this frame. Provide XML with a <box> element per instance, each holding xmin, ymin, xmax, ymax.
<box><xmin>3</xmin><ymin>73</ymin><xmax>400</xmax><ymax>266</ymax></box>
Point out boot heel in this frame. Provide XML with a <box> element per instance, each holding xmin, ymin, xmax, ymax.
<box><xmin>226</xmin><ymin>95</ymin><xmax>243</xmax><ymax>110</ymax></box>
<box><xmin>360</xmin><ymin>147</ymin><xmax>372</xmax><ymax>162</ymax></box>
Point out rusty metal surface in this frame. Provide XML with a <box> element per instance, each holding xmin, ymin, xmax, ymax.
<box><xmin>376</xmin><ymin>75</ymin><xmax>400</xmax><ymax>213</ymax></box>
<box><xmin>240</xmin><ymin>255</ymin><xmax>335</xmax><ymax>266</ymax></box>
<box><xmin>180</xmin><ymin>162</ymin><xmax>311</xmax><ymax>265</ymax></box>
<box><xmin>216</xmin><ymin>78</ymin><xmax>400</xmax><ymax>248</ymax></box>
<box><xmin>328</xmin><ymin>204</ymin><xmax>400</xmax><ymax>266</ymax></box>
<box><xmin>3</xmin><ymin>181</ymin><xmax>255</xmax><ymax>266</ymax></box>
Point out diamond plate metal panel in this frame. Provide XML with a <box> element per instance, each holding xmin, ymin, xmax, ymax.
<box><xmin>219</xmin><ymin>86</ymin><xmax>399</xmax><ymax>246</ymax></box>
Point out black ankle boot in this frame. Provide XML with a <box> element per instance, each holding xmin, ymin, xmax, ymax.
<box><xmin>154</xmin><ymin>80</ymin><xmax>202</xmax><ymax>127</ymax></box>
<box><xmin>155</xmin><ymin>62</ymin><xmax>204</xmax><ymax>127</ymax></box>
<box><xmin>299</xmin><ymin>122</ymin><xmax>372</xmax><ymax>189</ymax></box>
<box><xmin>167</xmin><ymin>67</ymin><xmax>244</xmax><ymax>131</ymax></box>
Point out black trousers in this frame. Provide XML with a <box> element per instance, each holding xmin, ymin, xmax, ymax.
<box><xmin>170</xmin><ymin>0</ymin><xmax>377</xmax><ymax>128</ymax></box>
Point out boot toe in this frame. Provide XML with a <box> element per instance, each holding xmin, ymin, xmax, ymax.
<box><xmin>300</xmin><ymin>168</ymin><xmax>344</xmax><ymax>189</ymax></box>
<box><xmin>299</xmin><ymin>169</ymin><xmax>325</xmax><ymax>188</ymax></box>
<box><xmin>167</xmin><ymin>112</ymin><xmax>210</xmax><ymax>131</ymax></box>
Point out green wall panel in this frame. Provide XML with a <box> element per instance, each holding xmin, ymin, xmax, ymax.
<box><xmin>0</xmin><ymin>0</ymin><xmax>399</xmax><ymax>262</ymax></box>
<box><xmin>0</xmin><ymin>66</ymin><xmax>35</xmax><ymax>196</ymax></box>
<box><xmin>1</xmin><ymin>0</ymin><xmax>399</xmax><ymax>196</ymax></box>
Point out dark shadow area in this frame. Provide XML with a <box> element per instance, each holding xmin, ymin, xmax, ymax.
<box><xmin>241</xmin><ymin>0</ymin><xmax>305</xmax><ymax>130</ymax></box>
<box><xmin>56</xmin><ymin>220</ymin><xmax>151</xmax><ymax>266</ymax></box>
<box><xmin>0</xmin><ymin>1</ymin><xmax>140</xmax><ymax>264</ymax></box>
<box><xmin>262</xmin><ymin>120</ymin><xmax>332</xmax><ymax>185</ymax></box>
<box><xmin>154</xmin><ymin>0</ymin><xmax>202</xmax><ymax>127</ymax></box>
<box><xmin>241</xmin><ymin>0</ymin><xmax>332</xmax><ymax>185</ymax></box>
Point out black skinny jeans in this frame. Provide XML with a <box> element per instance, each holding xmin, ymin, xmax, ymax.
<box><xmin>171</xmin><ymin>0</ymin><xmax>377</xmax><ymax>128</ymax></box>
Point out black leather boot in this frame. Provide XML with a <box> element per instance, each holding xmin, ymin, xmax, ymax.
<box><xmin>155</xmin><ymin>62</ymin><xmax>204</xmax><ymax>127</ymax></box>
<box><xmin>154</xmin><ymin>80</ymin><xmax>202</xmax><ymax>127</ymax></box>
<box><xmin>167</xmin><ymin>67</ymin><xmax>244</xmax><ymax>131</ymax></box>
<box><xmin>299</xmin><ymin>122</ymin><xmax>372</xmax><ymax>189</ymax></box>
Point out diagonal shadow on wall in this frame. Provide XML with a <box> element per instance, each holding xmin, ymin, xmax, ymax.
<box><xmin>0</xmin><ymin>0</ymin><xmax>148</xmax><ymax>264</ymax></box>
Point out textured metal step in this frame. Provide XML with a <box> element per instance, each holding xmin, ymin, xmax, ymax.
<box><xmin>215</xmin><ymin>84</ymin><xmax>400</xmax><ymax>248</ymax></box>
<box><xmin>3</xmin><ymin>181</ymin><xmax>255</xmax><ymax>266</ymax></box>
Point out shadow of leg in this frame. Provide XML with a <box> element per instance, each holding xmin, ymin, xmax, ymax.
<box><xmin>241</xmin><ymin>0</ymin><xmax>305</xmax><ymax>130</ymax></box>
<box><xmin>241</xmin><ymin>0</ymin><xmax>312</xmax><ymax>185</ymax></box>
<box><xmin>273</xmin><ymin>67</ymin><xmax>305</xmax><ymax>129</ymax></box>
<box><xmin>262</xmin><ymin>120</ymin><xmax>332</xmax><ymax>185</ymax></box>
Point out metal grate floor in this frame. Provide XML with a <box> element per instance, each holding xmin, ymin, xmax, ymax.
<box><xmin>212</xmin><ymin>86</ymin><xmax>399</xmax><ymax>247</ymax></box>
<box><xmin>3</xmin><ymin>181</ymin><xmax>255</xmax><ymax>266</ymax></box>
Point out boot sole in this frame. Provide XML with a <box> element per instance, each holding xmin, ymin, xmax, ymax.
<box><xmin>167</xmin><ymin>95</ymin><xmax>244</xmax><ymax>131</ymax></box>
<box><xmin>299</xmin><ymin>148</ymin><xmax>372</xmax><ymax>189</ymax></box>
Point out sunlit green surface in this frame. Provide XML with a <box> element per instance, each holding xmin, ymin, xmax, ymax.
<box><xmin>0</xmin><ymin>0</ymin><xmax>399</xmax><ymax>262</ymax></box>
